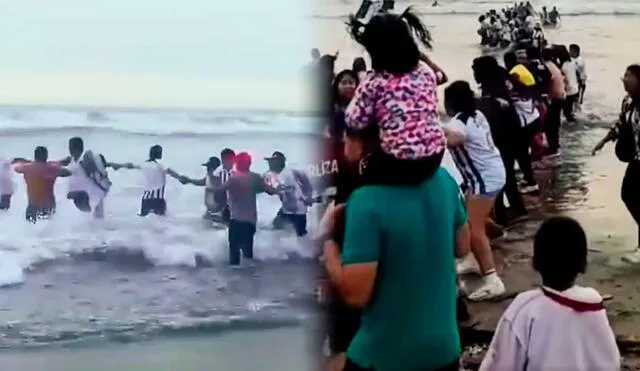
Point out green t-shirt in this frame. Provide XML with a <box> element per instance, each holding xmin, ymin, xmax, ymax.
<box><xmin>342</xmin><ymin>168</ymin><xmax>467</xmax><ymax>371</ymax></box>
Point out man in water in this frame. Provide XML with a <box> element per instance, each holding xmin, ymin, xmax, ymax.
<box><xmin>58</xmin><ymin>137</ymin><xmax>112</xmax><ymax>219</ymax></box>
<box><xmin>181</xmin><ymin>156</ymin><xmax>227</xmax><ymax>222</ymax></box>
<box><xmin>0</xmin><ymin>156</ymin><xmax>16</xmax><ymax>210</ymax></box>
<box><xmin>549</xmin><ymin>7</ymin><xmax>560</xmax><ymax>25</ymax></box>
<box><xmin>14</xmin><ymin>146</ymin><xmax>71</xmax><ymax>223</ymax></box>
<box><xmin>216</xmin><ymin>152</ymin><xmax>277</xmax><ymax>266</ymax></box>
<box><xmin>264</xmin><ymin>151</ymin><xmax>314</xmax><ymax>237</ymax></box>
<box><xmin>212</xmin><ymin>148</ymin><xmax>236</xmax><ymax>224</ymax></box>
<box><xmin>111</xmin><ymin>145</ymin><xmax>187</xmax><ymax>217</ymax></box>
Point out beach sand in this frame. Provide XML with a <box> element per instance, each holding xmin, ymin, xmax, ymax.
<box><xmin>0</xmin><ymin>326</ymin><xmax>312</xmax><ymax>371</ymax></box>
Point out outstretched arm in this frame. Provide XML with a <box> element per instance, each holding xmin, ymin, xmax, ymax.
<box><xmin>182</xmin><ymin>175</ymin><xmax>207</xmax><ymax>186</ymax></box>
<box><xmin>166</xmin><ymin>168</ymin><xmax>187</xmax><ymax>184</ymax></box>
<box><xmin>420</xmin><ymin>52</ymin><xmax>448</xmax><ymax>85</ymax></box>
<box><xmin>58</xmin><ymin>168</ymin><xmax>72</xmax><ymax>178</ymax></box>
<box><xmin>57</xmin><ymin>156</ymin><xmax>72</xmax><ymax>167</ymax></box>
<box><xmin>592</xmin><ymin>124</ymin><xmax>619</xmax><ymax>155</ymax></box>
<box><xmin>107</xmin><ymin>162</ymin><xmax>138</xmax><ymax>170</ymax></box>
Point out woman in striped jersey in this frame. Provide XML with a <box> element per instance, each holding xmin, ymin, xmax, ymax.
<box><xmin>443</xmin><ymin>80</ymin><xmax>507</xmax><ymax>301</ymax></box>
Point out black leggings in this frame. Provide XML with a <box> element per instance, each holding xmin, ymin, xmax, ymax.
<box><xmin>563</xmin><ymin>94</ymin><xmax>579</xmax><ymax>122</ymax></box>
<box><xmin>516</xmin><ymin>120</ymin><xmax>540</xmax><ymax>185</ymax></box>
<box><xmin>545</xmin><ymin>99</ymin><xmax>564</xmax><ymax>153</ymax></box>
<box><xmin>622</xmin><ymin>162</ymin><xmax>640</xmax><ymax>246</ymax></box>
<box><xmin>343</xmin><ymin>358</ymin><xmax>459</xmax><ymax>371</ymax></box>
<box><xmin>495</xmin><ymin>147</ymin><xmax>527</xmax><ymax>225</ymax></box>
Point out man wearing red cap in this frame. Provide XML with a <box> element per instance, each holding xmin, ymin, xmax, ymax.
<box><xmin>218</xmin><ymin>152</ymin><xmax>277</xmax><ymax>266</ymax></box>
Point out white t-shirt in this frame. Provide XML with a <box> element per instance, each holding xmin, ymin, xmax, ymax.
<box><xmin>67</xmin><ymin>154</ymin><xmax>107</xmax><ymax>208</ymax></box>
<box><xmin>480</xmin><ymin>286</ymin><xmax>620</xmax><ymax>371</ymax></box>
<box><xmin>446</xmin><ymin>111</ymin><xmax>506</xmax><ymax>195</ymax></box>
<box><xmin>562</xmin><ymin>60</ymin><xmax>580</xmax><ymax>96</ymax></box>
<box><xmin>0</xmin><ymin>157</ymin><xmax>14</xmax><ymax>195</ymax></box>
<box><xmin>440</xmin><ymin>149</ymin><xmax>463</xmax><ymax>187</ymax></box>
<box><xmin>512</xmin><ymin>98</ymin><xmax>540</xmax><ymax>127</ymax></box>
<box><xmin>139</xmin><ymin>160</ymin><xmax>166</xmax><ymax>199</ymax></box>
<box><xmin>268</xmin><ymin>167</ymin><xmax>308</xmax><ymax>215</ymax></box>
<box><xmin>573</xmin><ymin>56</ymin><xmax>587</xmax><ymax>83</ymax></box>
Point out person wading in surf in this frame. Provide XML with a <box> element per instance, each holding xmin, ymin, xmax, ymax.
<box><xmin>58</xmin><ymin>137</ymin><xmax>113</xmax><ymax>219</ymax></box>
<box><xmin>181</xmin><ymin>156</ymin><xmax>228</xmax><ymax>223</ymax></box>
<box><xmin>14</xmin><ymin>146</ymin><xmax>72</xmax><ymax>223</ymax></box>
<box><xmin>211</xmin><ymin>152</ymin><xmax>278</xmax><ymax>266</ymax></box>
<box><xmin>111</xmin><ymin>145</ymin><xmax>187</xmax><ymax>217</ymax></box>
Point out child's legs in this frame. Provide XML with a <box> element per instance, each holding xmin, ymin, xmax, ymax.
<box><xmin>467</xmin><ymin>193</ymin><xmax>499</xmax><ymax>273</ymax></box>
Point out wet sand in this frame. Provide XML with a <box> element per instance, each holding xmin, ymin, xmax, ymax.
<box><xmin>0</xmin><ymin>326</ymin><xmax>312</xmax><ymax>371</ymax></box>
<box><xmin>458</xmin><ymin>124</ymin><xmax>640</xmax><ymax>368</ymax></box>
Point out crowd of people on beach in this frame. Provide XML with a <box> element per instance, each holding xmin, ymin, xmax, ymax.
<box><xmin>310</xmin><ymin>3</ymin><xmax>636</xmax><ymax>370</ymax></box>
<box><xmin>0</xmin><ymin>138</ymin><xmax>318</xmax><ymax>266</ymax></box>
<box><xmin>477</xmin><ymin>2</ymin><xmax>547</xmax><ymax>49</ymax></box>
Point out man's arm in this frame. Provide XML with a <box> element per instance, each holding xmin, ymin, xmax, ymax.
<box><xmin>183</xmin><ymin>176</ymin><xmax>207</xmax><ymax>186</ymax></box>
<box><xmin>58</xmin><ymin>168</ymin><xmax>72</xmax><ymax>178</ymax></box>
<box><xmin>107</xmin><ymin>162</ymin><xmax>139</xmax><ymax>170</ymax></box>
<box><xmin>57</xmin><ymin>156</ymin><xmax>72</xmax><ymax>167</ymax></box>
<box><xmin>324</xmin><ymin>191</ymin><xmax>379</xmax><ymax>308</ymax></box>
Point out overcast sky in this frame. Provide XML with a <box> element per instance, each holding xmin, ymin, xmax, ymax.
<box><xmin>0</xmin><ymin>0</ymin><xmax>310</xmax><ymax>109</ymax></box>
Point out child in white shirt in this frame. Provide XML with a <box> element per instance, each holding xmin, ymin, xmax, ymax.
<box><xmin>570</xmin><ymin>44</ymin><xmax>587</xmax><ymax>108</ymax></box>
<box><xmin>480</xmin><ymin>216</ymin><xmax>620</xmax><ymax>371</ymax></box>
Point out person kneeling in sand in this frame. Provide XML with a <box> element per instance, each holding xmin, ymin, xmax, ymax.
<box><xmin>480</xmin><ymin>216</ymin><xmax>620</xmax><ymax>371</ymax></box>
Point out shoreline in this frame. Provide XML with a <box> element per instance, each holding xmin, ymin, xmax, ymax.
<box><xmin>0</xmin><ymin>326</ymin><xmax>313</xmax><ymax>371</ymax></box>
<box><xmin>458</xmin><ymin>143</ymin><xmax>640</xmax><ymax>368</ymax></box>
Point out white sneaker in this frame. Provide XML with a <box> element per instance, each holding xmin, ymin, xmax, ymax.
<box><xmin>456</xmin><ymin>254</ymin><xmax>481</xmax><ymax>275</ymax></box>
<box><xmin>468</xmin><ymin>273</ymin><xmax>506</xmax><ymax>301</ymax></box>
<box><xmin>622</xmin><ymin>249</ymin><xmax>640</xmax><ymax>264</ymax></box>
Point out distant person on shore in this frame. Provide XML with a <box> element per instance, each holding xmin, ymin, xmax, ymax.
<box><xmin>557</xmin><ymin>45</ymin><xmax>580</xmax><ymax>123</ymax></box>
<box><xmin>480</xmin><ymin>217</ymin><xmax>620</xmax><ymax>371</ymax></box>
<box><xmin>570</xmin><ymin>44</ymin><xmax>587</xmax><ymax>109</ymax></box>
<box><xmin>592</xmin><ymin>65</ymin><xmax>640</xmax><ymax>263</ymax></box>
<box><xmin>310</xmin><ymin>48</ymin><xmax>321</xmax><ymax>65</ymax></box>
<box><xmin>14</xmin><ymin>146</ymin><xmax>72</xmax><ymax>223</ymax></box>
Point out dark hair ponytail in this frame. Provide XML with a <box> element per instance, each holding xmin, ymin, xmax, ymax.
<box><xmin>400</xmin><ymin>7</ymin><xmax>433</xmax><ymax>50</ymax></box>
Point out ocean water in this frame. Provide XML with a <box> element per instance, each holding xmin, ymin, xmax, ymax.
<box><xmin>0</xmin><ymin>0</ymin><xmax>320</xmax><ymax>367</ymax></box>
<box><xmin>0</xmin><ymin>108</ymin><xmax>322</xmax><ymax>349</ymax></box>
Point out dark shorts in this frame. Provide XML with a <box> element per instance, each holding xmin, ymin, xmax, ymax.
<box><xmin>343</xmin><ymin>358</ymin><xmax>459</xmax><ymax>371</ymax></box>
<box><xmin>67</xmin><ymin>191</ymin><xmax>91</xmax><ymax>212</ymax></box>
<box><xmin>140</xmin><ymin>198</ymin><xmax>166</xmax><ymax>217</ymax></box>
<box><xmin>26</xmin><ymin>204</ymin><xmax>56</xmax><ymax>223</ymax></box>
<box><xmin>0</xmin><ymin>194</ymin><xmax>11</xmax><ymax>210</ymax></box>
<box><xmin>272</xmin><ymin>210</ymin><xmax>307</xmax><ymax>237</ymax></box>
<box><xmin>228</xmin><ymin>219</ymin><xmax>257</xmax><ymax>266</ymax></box>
